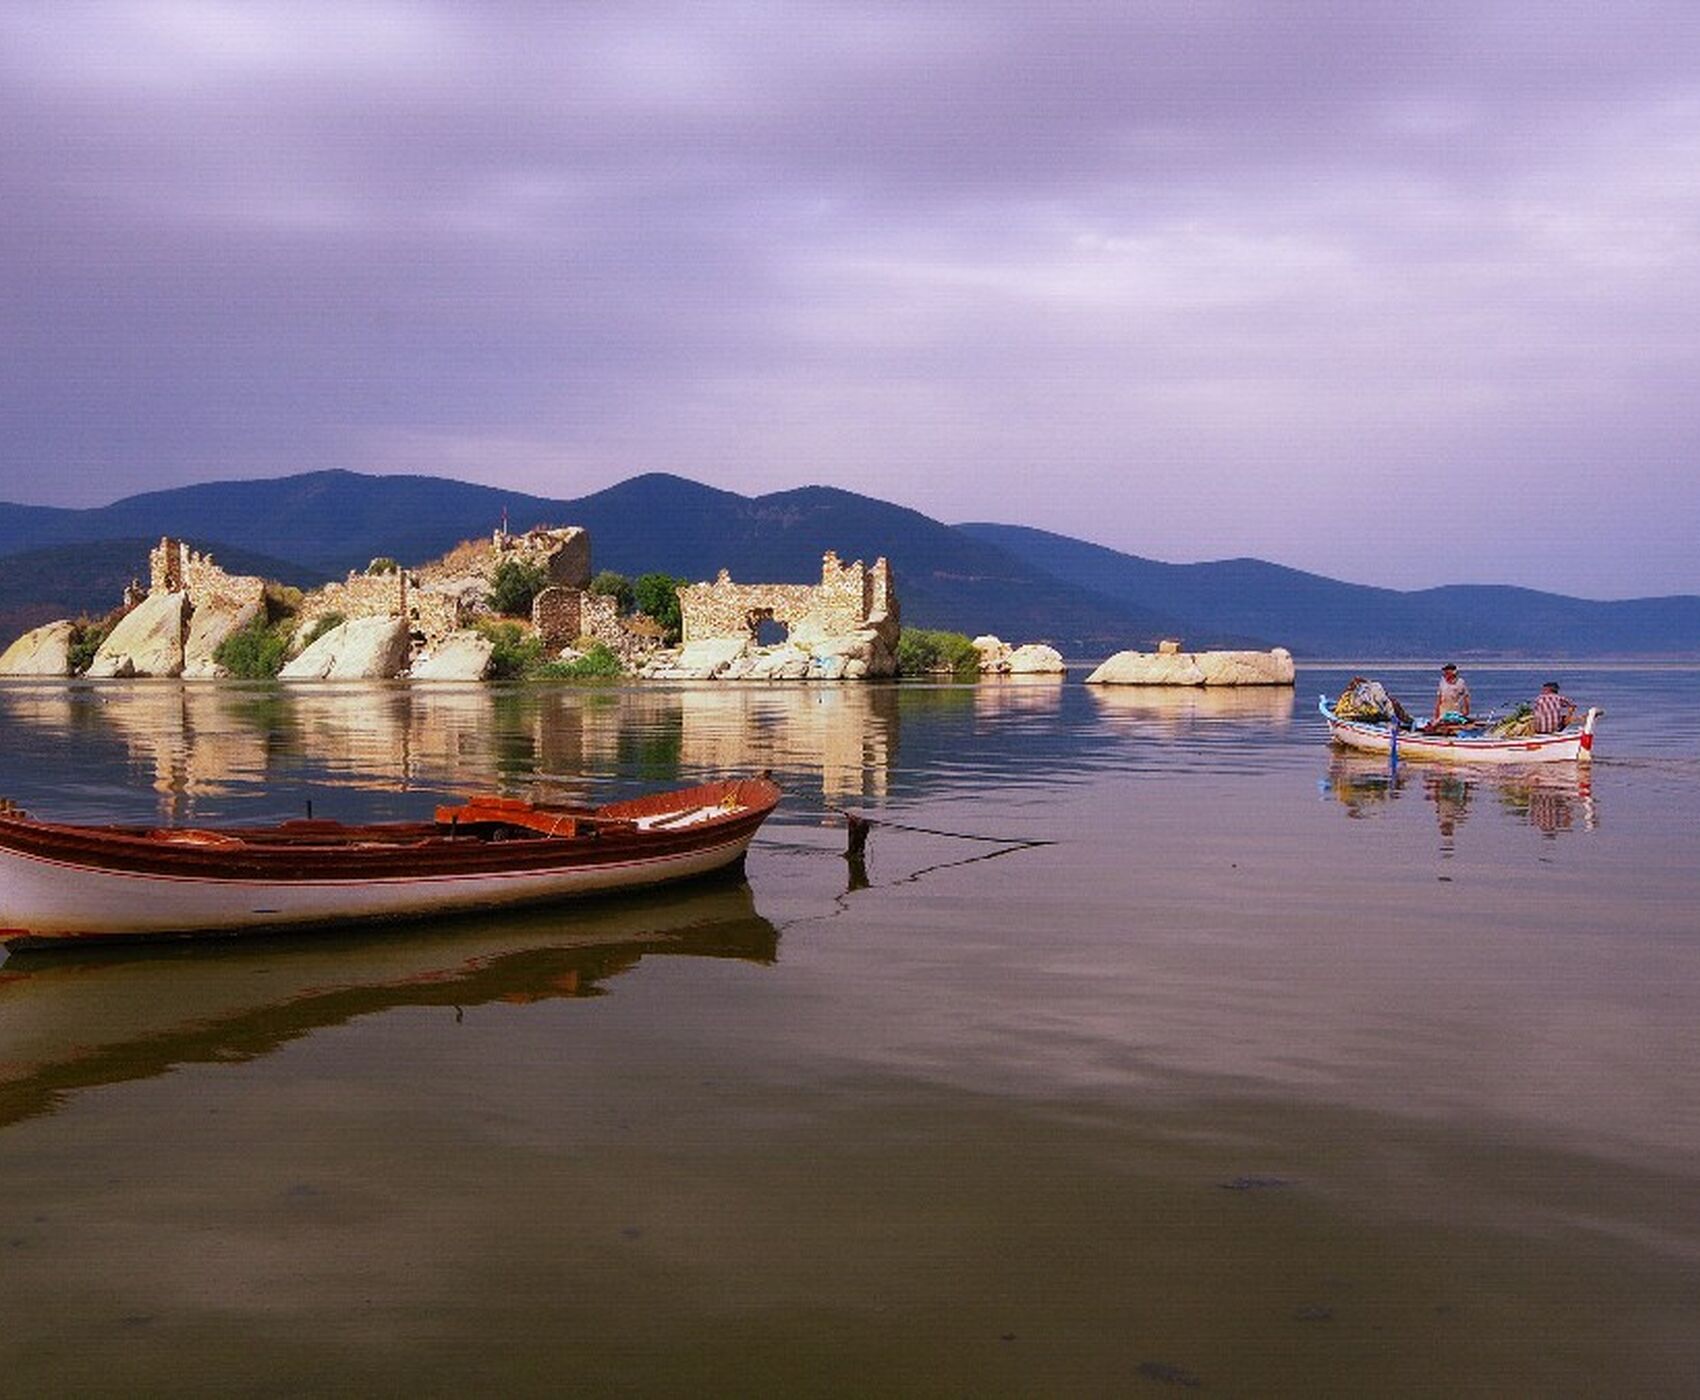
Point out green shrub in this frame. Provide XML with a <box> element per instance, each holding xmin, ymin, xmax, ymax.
<box><xmin>535</xmin><ymin>643</ymin><xmax>624</xmax><ymax>679</ymax></box>
<box><xmin>588</xmin><ymin>570</ymin><xmax>634</xmax><ymax>611</ymax></box>
<box><xmin>897</xmin><ymin>628</ymin><xmax>981</xmax><ymax>679</ymax></box>
<box><xmin>214</xmin><ymin>619</ymin><xmax>291</xmax><ymax>679</ymax></box>
<box><xmin>67</xmin><ymin>615</ymin><xmax>116</xmax><ymax>675</ymax></box>
<box><xmin>263</xmin><ymin>581</ymin><xmax>304</xmax><ymax>619</ymax></box>
<box><xmin>487</xmin><ymin>559</ymin><xmax>551</xmax><ymax>617</ymax></box>
<box><xmin>478</xmin><ymin>620</ymin><xmax>546</xmax><ymax>680</ymax></box>
<box><xmin>633</xmin><ymin>573</ymin><xmax>687</xmax><ymax>642</ymax></box>
<box><xmin>366</xmin><ymin>556</ymin><xmax>399</xmax><ymax>575</ymax></box>
<box><xmin>302</xmin><ymin>612</ymin><xmax>345</xmax><ymax>648</ymax></box>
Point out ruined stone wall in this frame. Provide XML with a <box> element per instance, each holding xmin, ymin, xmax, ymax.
<box><xmin>532</xmin><ymin>586</ymin><xmax>583</xmax><ymax>649</ymax></box>
<box><xmin>533</xmin><ymin>588</ymin><xmax>655</xmax><ymax>665</ymax></box>
<box><xmin>303</xmin><ymin>571</ymin><xmax>408</xmax><ymax>628</ymax></box>
<box><xmin>492</xmin><ymin>525</ymin><xmax>591</xmax><ymax>589</ymax></box>
<box><xmin>409</xmin><ymin>590</ymin><xmax>463</xmax><ymax>647</ymax></box>
<box><xmin>678</xmin><ymin>552</ymin><xmax>898</xmax><ymax>643</ymax></box>
<box><xmin>149</xmin><ymin>538</ymin><xmax>265</xmax><ymax>612</ymax></box>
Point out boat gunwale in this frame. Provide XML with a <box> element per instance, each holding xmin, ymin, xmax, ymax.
<box><xmin>0</xmin><ymin>778</ymin><xmax>782</xmax><ymax>884</ymax></box>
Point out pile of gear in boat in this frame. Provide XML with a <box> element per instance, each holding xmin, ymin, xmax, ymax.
<box><xmin>1333</xmin><ymin>669</ymin><xmax>1583</xmax><ymax>737</ymax></box>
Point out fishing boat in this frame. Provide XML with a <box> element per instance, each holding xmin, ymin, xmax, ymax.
<box><xmin>1320</xmin><ymin>697</ymin><xmax>1602</xmax><ymax>765</ymax></box>
<box><xmin>0</xmin><ymin>777</ymin><xmax>781</xmax><ymax>948</ymax></box>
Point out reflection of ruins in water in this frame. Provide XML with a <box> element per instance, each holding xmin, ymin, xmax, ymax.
<box><xmin>1087</xmin><ymin>684</ymin><xmax>1296</xmax><ymax>736</ymax></box>
<box><xmin>1324</xmin><ymin>753</ymin><xmax>1598</xmax><ymax>847</ymax></box>
<box><xmin>0</xmin><ymin>880</ymin><xmax>777</xmax><ymax>1130</ymax></box>
<box><xmin>0</xmin><ymin>680</ymin><xmax>899</xmax><ymax>817</ymax></box>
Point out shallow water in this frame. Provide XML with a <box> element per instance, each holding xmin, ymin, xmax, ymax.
<box><xmin>1</xmin><ymin>667</ymin><xmax>1696</xmax><ymax>1396</ymax></box>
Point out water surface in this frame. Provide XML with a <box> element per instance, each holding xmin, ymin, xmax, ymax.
<box><xmin>1</xmin><ymin>667</ymin><xmax>1696</xmax><ymax>1395</ymax></box>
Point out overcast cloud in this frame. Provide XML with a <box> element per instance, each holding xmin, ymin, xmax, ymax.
<box><xmin>2</xmin><ymin>1</ymin><xmax>1697</xmax><ymax>594</ymax></box>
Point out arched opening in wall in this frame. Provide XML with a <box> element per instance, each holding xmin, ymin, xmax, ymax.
<box><xmin>745</xmin><ymin>607</ymin><xmax>787</xmax><ymax>648</ymax></box>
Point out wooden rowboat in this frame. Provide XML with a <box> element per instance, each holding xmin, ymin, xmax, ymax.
<box><xmin>1320</xmin><ymin>697</ymin><xmax>1602</xmax><ymax>765</ymax></box>
<box><xmin>0</xmin><ymin>777</ymin><xmax>781</xmax><ymax>948</ymax></box>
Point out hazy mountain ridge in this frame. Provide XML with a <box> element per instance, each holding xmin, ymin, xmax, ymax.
<box><xmin>0</xmin><ymin>471</ymin><xmax>1694</xmax><ymax>656</ymax></box>
<box><xmin>958</xmin><ymin>522</ymin><xmax>1700</xmax><ymax>657</ymax></box>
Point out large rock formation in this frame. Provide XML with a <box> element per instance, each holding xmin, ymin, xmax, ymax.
<box><xmin>410</xmin><ymin>631</ymin><xmax>495</xmax><ymax>681</ymax></box>
<box><xmin>279</xmin><ymin>616</ymin><xmax>411</xmax><ymax>681</ymax></box>
<box><xmin>0</xmin><ymin>620</ymin><xmax>76</xmax><ymax>677</ymax></box>
<box><xmin>87</xmin><ymin>592</ymin><xmax>188</xmax><ymax>678</ymax></box>
<box><xmin>1086</xmin><ymin>645</ymin><xmax>1295</xmax><ymax>687</ymax></box>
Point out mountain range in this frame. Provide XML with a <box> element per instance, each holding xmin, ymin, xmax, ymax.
<box><xmin>1</xmin><ymin>469</ymin><xmax>1695</xmax><ymax>658</ymax></box>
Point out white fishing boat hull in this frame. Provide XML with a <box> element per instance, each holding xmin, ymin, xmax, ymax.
<box><xmin>1321</xmin><ymin>698</ymin><xmax>1601</xmax><ymax>765</ymax></box>
<box><xmin>0</xmin><ymin>830</ymin><xmax>758</xmax><ymax>944</ymax></box>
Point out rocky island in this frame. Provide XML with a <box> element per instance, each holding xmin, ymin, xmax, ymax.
<box><xmin>1085</xmin><ymin>639</ymin><xmax>1295</xmax><ymax>686</ymax></box>
<box><xmin>0</xmin><ymin>529</ymin><xmax>921</xmax><ymax>683</ymax></box>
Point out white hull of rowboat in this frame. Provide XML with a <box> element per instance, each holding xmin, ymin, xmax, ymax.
<box><xmin>0</xmin><ymin>831</ymin><xmax>756</xmax><ymax>943</ymax></box>
<box><xmin>1320</xmin><ymin>698</ymin><xmax>1602</xmax><ymax>765</ymax></box>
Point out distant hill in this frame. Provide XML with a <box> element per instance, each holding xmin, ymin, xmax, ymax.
<box><xmin>1</xmin><ymin>470</ymin><xmax>1695</xmax><ymax>657</ymax></box>
<box><xmin>0</xmin><ymin>539</ymin><xmax>322</xmax><ymax>647</ymax></box>
<box><xmin>0</xmin><ymin>473</ymin><xmax>1192</xmax><ymax>651</ymax></box>
<box><xmin>958</xmin><ymin>522</ymin><xmax>1700</xmax><ymax>658</ymax></box>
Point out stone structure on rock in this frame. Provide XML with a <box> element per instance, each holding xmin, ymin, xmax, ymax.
<box><xmin>492</xmin><ymin>524</ymin><xmax>591</xmax><ymax>590</ymax></box>
<box><xmin>648</xmin><ymin>552</ymin><xmax>900</xmax><ymax>681</ymax></box>
<box><xmin>1085</xmin><ymin>643</ymin><xmax>1295</xmax><ymax>687</ymax></box>
<box><xmin>678</xmin><ymin>551</ymin><xmax>896</xmax><ymax>646</ymax></box>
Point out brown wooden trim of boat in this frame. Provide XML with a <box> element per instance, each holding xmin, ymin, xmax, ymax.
<box><xmin>0</xmin><ymin>778</ymin><xmax>781</xmax><ymax>884</ymax></box>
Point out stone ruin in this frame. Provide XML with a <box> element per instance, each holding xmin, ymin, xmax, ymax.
<box><xmin>647</xmin><ymin>552</ymin><xmax>901</xmax><ymax>680</ymax></box>
<box><xmin>678</xmin><ymin>552</ymin><xmax>897</xmax><ymax>646</ymax></box>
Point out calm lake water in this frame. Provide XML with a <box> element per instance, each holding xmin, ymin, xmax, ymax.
<box><xmin>1</xmin><ymin>665</ymin><xmax>1697</xmax><ymax>1397</ymax></box>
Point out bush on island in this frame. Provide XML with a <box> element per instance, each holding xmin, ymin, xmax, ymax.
<box><xmin>366</xmin><ymin>557</ymin><xmax>399</xmax><ymax>575</ymax></box>
<box><xmin>487</xmin><ymin>559</ymin><xmax>551</xmax><ymax>617</ymax></box>
<box><xmin>897</xmin><ymin>628</ymin><xmax>981</xmax><ymax>679</ymax></box>
<box><xmin>66</xmin><ymin>613</ymin><xmax>119</xmax><ymax>675</ymax></box>
<box><xmin>477</xmin><ymin>620</ymin><xmax>546</xmax><ymax>680</ymax></box>
<box><xmin>588</xmin><ymin>570</ymin><xmax>635</xmax><ymax>612</ymax></box>
<box><xmin>536</xmin><ymin>643</ymin><xmax>623</xmax><ymax>679</ymax></box>
<box><xmin>214</xmin><ymin>619</ymin><xmax>291</xmax><ymax>679</ymax></box>
<box><xmin>633</xmin><ymin>573</ymin><xmax>687</xmax><ymax>642</ymax></box>
<box><xmin>302</xmin><ymin>612</ymin><xmax>345</xmax><ymax>649</ymax></box>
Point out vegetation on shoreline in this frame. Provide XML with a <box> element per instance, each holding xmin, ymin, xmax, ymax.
<box><xmin>486</xmin><ymin>559</ymin><xmax>551</xmax><ymax>617</ymax></box>
<box><xmin>214</xmin><ymin>619</ymin><xmax>292</xmax><ymax>679</ymax></box>
<box><xmin>897</xmin><ymin>627</ymin><xmax>981</xmax><ymax>679</ymax></box>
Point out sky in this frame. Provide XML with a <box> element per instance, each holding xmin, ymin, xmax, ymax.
<box><xmin>2</xmin><ymin>1</ymin><xmax>1697</xmax><ymax>598</ymax></box>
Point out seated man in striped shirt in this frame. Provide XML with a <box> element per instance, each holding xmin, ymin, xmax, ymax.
<box><xmin>1533</xmin><ymin>682</ymin><xmax>1578</xmax><ymax>734</ymax></box>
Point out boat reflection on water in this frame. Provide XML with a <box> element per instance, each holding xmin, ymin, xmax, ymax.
<box><xmin>1324</xmin><ymin>753</ymin><xmax>1598</xmax><ymax>845</ymax></box>
<box><xmin>0</xmin><ymin>877</ymin><xmax>777</xmax><ymax>1129</ymax></box>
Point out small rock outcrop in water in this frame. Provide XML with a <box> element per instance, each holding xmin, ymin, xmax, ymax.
<box><xmin>87</xmin><ymin>592</ymin><xmax>189</xmax><ymax>678</ymax></box>
<box><xmin>1086</xmin><ymin>643</ymin><xmax>1294</xmax><ymax>687</ymax></box>
<box><xmin>279</xmin><ymin>616</ymin><xmax>411</xmax><ymax>681</ymax></box>
<box><xmin>0</xmin><ymin>620</ymin><xmax>76</xmax><ymax>677</ymax></box>
<box><xmin>409</xmin><ymin>631</ymin><xmax>496</xmax><ymax>681</ymax></box>
<box><xmin>972</xmin><ymin>635</ymin><xmax>1067</xmax><ymax>675</ymax></box>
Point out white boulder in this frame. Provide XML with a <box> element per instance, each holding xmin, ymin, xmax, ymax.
<box><xmin>654</xmin><ymin>637</ymin><xmax>749</xmax><ymax>680</ymax></box>
<box><xmin>0</xmin><ymin>620</ymin><xmax>76</xmax><ymax>676</ymax></box>
<box><xmin>1086</xmin><ymin>646</ymin><xmax>1294</xmax><ymax>686</ymax></box>
<box><xmin>280</xmin><ymin>616</ymin><xmax>411</xmax><ymax>681</ymax></box>
<box><xmin>1006</xmin><ymin>644</ymin><xmax>1066</xmax><ymax>675</ymax></box>
<box><xmin>410</xmin><ymin>631</ymin><xmax>495</xmax><ymax>681</ymax></box>
<box><xmin>88</xmin><ymin>592</ymin><xmax>187</xmax><ymax>678</ymax></box>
